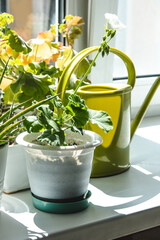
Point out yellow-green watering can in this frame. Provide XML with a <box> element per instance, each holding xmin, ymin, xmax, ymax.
<box><xmin>57</xmin><ymin>46</ymin><xmax>160</xmax><ymax>177</ymax></box>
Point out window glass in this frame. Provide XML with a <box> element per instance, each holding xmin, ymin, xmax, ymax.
<box><xmin>2</xmin><ymin>0</ymin><xmax>61</xmax><ymax>41</ymax></box>
<box><xmin>114</xmin><ymin>0</ymin><xmax>160</xmax><ymax>79</ymax></box>
<box><xmin>65</xmin><ymin>0</ymin><xmax>160</xmax><ymax>118</ymax></box>
<box><xmin>2</xmin><ymin>0</ymin><xmax>160</xmax><ymax>79</ymax></box>
<box><xmin>2</xmin><ymin>0</ymin><xmax>160</xmax><ymax>81</ymax></box>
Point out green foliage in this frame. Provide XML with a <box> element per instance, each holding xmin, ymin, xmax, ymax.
<box><xmin>65</xmin><ymin>94</ymin><xmax>89</xmax><ymax>128</ymax></box>
<box><xmin>8</xmin><ymin>32</ymin><xmax>32</xmax><ymax>54</ymax></box>
<box><xmin>0</xmin><ymin>95</ymin><xmax>56</xmax><ymax>145</ymax></box>
<box><xmin>88</xmin><ymin>109</ymin><xmax>113</xmax><ymax>133</ymax></box>
<box><xmin>37</xmin><ymin>129</ymin><xmax>66</xmax><ymax>146</ymax></box>
<box><xmin>0</xmin><ymin>12</ymin><xmax>115</xmax><ymax>147</ymax></box>
<box><xmin>0</xmin><ymin>14</ymin><xmax>31</xmax><ymax>54</ymax></box>
<box><xmin>0</xmin><ymin>13</ymin><xmax>62</xmax><ymax>105</ymax></box>
<box><xmin>10</xmin><ymin>67</ymin><xmax>56</xmax><ymax>103</ymax></box>
<box><xmin>22</xmin><ymin>115</ymin><xmax>43</xmax><ymax>133</ymax></box>
<box><xmin>27</xmin><ymin>62</ymin><xmax>61</xmax><ymax>78</ymax></box>
<box><xmin>23</xmin><ymin>92</ymin><xmax>113</xmax><ymax>146</ymax></box>
<box><xmin>0</xmin><ymin>13</ymin><xmax>86</xmax><ymax>106</ymax></box>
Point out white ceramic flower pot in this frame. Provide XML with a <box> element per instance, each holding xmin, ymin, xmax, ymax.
<box><xmin>16</xmin><ymin>130</ymin><xmax>102</xmax><ymax>201</ymax></box>
<box><xmin>0</xmin><ymin>144</ymin><xmax>8</xmax><ymax>207</ymax></box>
<box><xmin>3</xmin><ymin>144</ymin><xmax>29</xmax><ymax>193</ymax></box>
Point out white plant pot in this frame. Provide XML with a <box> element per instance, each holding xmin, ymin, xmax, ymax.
<box><xmin>3</xmin><ymin>145</ymin><xmax>29</xmax><ymax>193</ymax></box>
<box><xmin>16</xmin><ymin>130</ymin><xmax>102</xmax><ymax>213</ymax></box>
<box><xmin>0</xmin><ymin>144</ymin><xmax>8</xmax><ymax>207</ymax></box>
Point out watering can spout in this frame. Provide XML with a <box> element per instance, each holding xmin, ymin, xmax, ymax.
<box><xmin>131</xmin><ymin>76</ymin><xmax>160</xmax><ymax>141</ymax></box>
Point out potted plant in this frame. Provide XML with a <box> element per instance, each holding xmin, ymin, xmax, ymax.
<box><xmin>15</xmin><ymin>13</ymin><xmax>124</xmax><ymax>213</ymax></box>
<box><xmin>0</xmin><ymin>13</ymin><xmax>89</xmax><ymax>193</ymax></box>
<box><xmin>16</xmin><ymin>85</ymin><xmax>113</xmax><ymax>213</ymax></box>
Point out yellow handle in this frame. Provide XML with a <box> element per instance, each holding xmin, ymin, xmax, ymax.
<box><xmin>56</xmin><ymin>46</ymin><xmax>136</xmax><ymax>101</ymax></box>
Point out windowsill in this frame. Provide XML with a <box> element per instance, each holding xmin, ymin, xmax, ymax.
<box><xmin>1</xmin><ymin>116</ymin><xmax>160</xmax><ymax>240</ymax></box>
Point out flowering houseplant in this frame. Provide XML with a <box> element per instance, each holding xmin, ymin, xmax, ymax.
<box><xmin>0</xmin><ymin>12</ymin><xmax>125</xmax><ymax>198</ymax></box>
<box><xmin>0</xmin><ymin>13</ymin><xmax>88</xmax><ymax>143</ymax></box>
<box><xmin>0</xmin><ymin>12</ymin><xmax>125</xmax><ymax>146</ymax></box>
<box><xmin>15</xmin><ymin>13</ymin><xmax>125</xmax><ymax>212</ymax></box>
<box><xmin>21</xmin><ymin>13</ymin><xmax>124</xmax><ymax>146</ymax></box>
<box><xmin>0</xmin><ymin>13</ymin><xmax>87</xmax><ymax>105</ymax></box>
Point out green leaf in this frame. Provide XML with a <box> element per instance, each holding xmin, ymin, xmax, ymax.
<box><xmin>38</xmin><ymin>105</ymin><xmax>60</xmax><ymax>131</ymax></box>
<box><xmin>28</xmin><ymin>62</ymin><xmax>44</xmax><ymax>72</ymax></box>
<box><xmin>88</xmin><ymin>109</ymin><xmax>113</xmax><ymax>133</ymax></box>
<box><xmin>68</xmin><ymin>94</ymin><xmax>86</xmax><ymax>107</ymax></box>
<box><xmin>16</xmin><ymin>92</ymin><xmax>32</xmax><ymax>107</ymax></box>
<box><xmin>23</xmin><ymin>116</ymin><xmax>43</xmax><ymax>133</ymax></box>
<box><xmin>52</xmin><ymin>95</ymin><xmax>63</xmax><ymax>109</ymax></box>
<box><xmin>8</xmin><ymin>33</ymin><xmax>32</xmax><ymax>54</ymax></box>
<box><xmin>10</xmin><ymin>70</ymin><xmax>53</xmax><ymax>102</ymax></box>
<box><xmin>67</xmin><ymin>105</ymin><xmax>89</xmax><ymax>128</ymax></box>
<box><xmin>3</xmin><ymin>85</ymin><xmax>15</xmax><ymax>104</ymax></box>
<box><xmin>38</xmin><ymin>105</ymin><xmax>53</xmax><ymax>119</ymax></box>
<box><xmin>66</xmin><ymin>94</ymin><xmax>89</xmax><ymax>128</ymax></box>
<box><xmin>37</xmin><ymin>129</ymin><xmax>66</xmax><ymax>146</ymax></box>
<box><xmin>42</xmin><ymin>65</ymin><xmax>62</xmax><ymax>78</ymax></box>
<box><xmin>10</xmin><ymin>71</ymin><xmax>24</xmax><ymax>93</ymax></box>
<box><xmin>28</xmin><ymin>62</ymin><xmax>61</xmax><ymax>78</ymax></box>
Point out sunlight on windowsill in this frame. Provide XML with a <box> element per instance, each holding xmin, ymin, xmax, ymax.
<box><xmin>1</xmin><ymin>195</ymin><xmax>48</xmax><ymax>240</ymax></box>
<box><xmin>89</xmin><ymin>184</ymin><xmax>142</xmax><ymax>208</ymax></box>
<box><xmin>115</xmin><ymin>193</ymin><xmax>160</xmax><ymax>215</ymax></box>
<box><xmin>136</xmin><ymin>124</ymin><xmax>160</xmax><ymax>144</ymax></box>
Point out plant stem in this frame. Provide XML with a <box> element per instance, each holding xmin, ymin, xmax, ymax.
<box><xmin>74</xmin><ymin>49</ymin><xmax>100</xmax><ymax>94</ymax></box>
<box><xmin>64</xmin><ymin>115</ymin><xmax>73</xmax><ymax>123</ymax></box>
<box><xmin>0</xmin><ymin>57</ymin><xmax>10</xmax><ymax>85</ymax></box>
<box><xmin>34</xmin><ymin>45</ymin><xmax>39</xmax><ymax>61</ymax></box>
<box><xmin>66</xmin><ymin>34</ymin><xmax>69</xmax><ymax>46</ymax></box>
<box><xmin>0</xmin><ymin>58</ymin><xmax>6</xmax><ymax>68</ymax></box>
<box><xmin>0</xmin><ymin>120</ymin><xmax>22</xmax><ymax>140</ymax></box>
<box><xmin>0</xmin><ymin>98</ymin><xmax>32</xmax><ymax>123</ymax></box>
<box><xmin>3</xmin><ymin>75</ymin><xmax>15</xmax><ymax>81</ymax></box>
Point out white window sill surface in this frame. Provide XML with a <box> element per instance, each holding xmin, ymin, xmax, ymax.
<box><xmin>1</xmin><ymin>116</ymin><xmax>160</xmax><ymax>240</ymax></box>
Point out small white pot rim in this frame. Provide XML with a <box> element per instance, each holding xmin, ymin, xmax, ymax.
<box><xmin>16</xmin><ymin>130</ymin><xmax>103</xmax><ymax>151</ymax></box>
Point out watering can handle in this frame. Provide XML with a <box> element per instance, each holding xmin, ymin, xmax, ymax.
<box><xmin>56</xmin><ymin>46</ymin><xmax>136</xmax><ymax>101</ymax></box>
<box><xmin>110</xmin><ymin>48</ymin><xmax>136</xmax><ymax>88</ymax></box>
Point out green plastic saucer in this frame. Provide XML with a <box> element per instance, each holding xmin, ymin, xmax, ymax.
<box><xmin>31</xmin><ymin>191</ymin><xmax>92</xmax><ymax>214</ymax></box>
